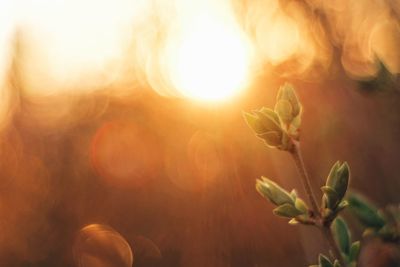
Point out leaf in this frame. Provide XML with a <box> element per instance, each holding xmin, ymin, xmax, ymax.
<box><xmin>273</xmin><ymin>203</ymin><xmax>303</xmax><ymax>218</ymax></box>
<box><xmin>348</xmin><ymin>241</ymin><xmax>360</xmax><ymax>262</ymax></box>
<box><xmin>275</xmin><ymin>99</ymin><xmax>293</xmax><ymax>124</ymax></box>
<box><xmin>277</xmin><ymin>83</ymin><xmax>301</xmax><ymax>117</ymax></box>
<box><xmin>326</xmin><ymin>161</ymin><xmax>341</xmax><ymax>188</ymax></box>
<box><xmin>255</xmin><ymin>177</ymin><xmax>294</xmax><ymax>206</ymax></box>
<box><xmin>347</xmin><ymin>193</ymin><xmax>386</xmax><ymax>229</ymax></box>
<box><xmin>288</xmin><ymin>218</ymin><xmax>299</xmax><ymax>225</ymax></box>
<box><xmin>325</xmin><ymin>162</ymin><xmax>349</xmax><ymax>203</ymax></box>
<box><xmin>243</xmin><ymin>112</ymin><xmax>265</xmax><ymax>134</ymax></box>
<box><xmin>321</xmin><ymin>186</ymin><xmax>339</xmax><ymax>209</ymax></box>
<box><xmin>254</xmin><ymin>110</ymin><xmax>282</xmax><ymax>133</ymax></box>
<box><xmin>335</xmin><ymin>162</ymin><xmax>350</xmax><ymax>200</ymax></box>
<box><xmin>259</xmin><ymin>107</ymin><xmax>280</xmax><ymax>124</ymax></box>
<box><xmin>319</xmin><ymin>254</ymin><xmax>333</xmax><ymax>267</ymax></box>
<box><xmin>257</xmin><ymin>131</ymin><xmax>282</xmax><ymax>147</ymax></box>
<box><xmin>333</xmin><ymin>217</ymin><xmax>351</xmax><ymax>255</ymax></box>
<box><xmin>295</xmin><ymin>198</ymin><xmax>308</xmax><ymax>214</ymax></box>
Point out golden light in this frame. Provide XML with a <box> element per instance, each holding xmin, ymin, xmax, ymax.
<box><xmin>13</xmin><ymin>0</ymin><xmax>147</xmax><ymax>96</ymax></box>
<box><xmin>256</xmin><ymin>14</ymin><xmax>299</xmax><ymax>64</ymax></box>
<box><xmin>165</xmin><ymin>9</ymin><xmax>252</xmax><ymax>102</ymax></box>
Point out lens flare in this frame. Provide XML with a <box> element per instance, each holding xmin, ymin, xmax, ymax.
<box><xmin>73</xmin><ymin>224</ymin><xmax>133</xmax><ymax>267</ymax></box>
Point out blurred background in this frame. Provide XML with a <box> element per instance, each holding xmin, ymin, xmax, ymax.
<box><xmin>0</xmin><ymin>0</ymin><xmax>400</xmax><ymax>266</ymax></box>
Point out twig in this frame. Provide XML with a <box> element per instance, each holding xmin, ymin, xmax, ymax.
<box><xmin>290</xmin><ymin>142</ymin><xmax>320</xmax><ymax>217</ymax></box>
<box><xmin>290</xmin><ymin>142</ymin><xmax>347</xmax><ymax>267</ymax></box>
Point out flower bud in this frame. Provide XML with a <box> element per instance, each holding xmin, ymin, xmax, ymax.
<box><xmin>273</xmin><ymin>203</ymin><xmax>303</xmax><ymax>218</ymax></box>
<box><xmin>244</xmin><ymin>109</ymin><xmax>293</xmax><ymax>150</ymax></box>
<box><xmin>276</xmin><ymin>83</ymin><xmax>301</xmax><ymax>119</ymax></box>
<box><xmin>256</xmin><ymin>177</ymin><xmax>294</xmax><ymax>206</ymax></box>
<box><xmin>324</xmin><ymin>161</ymin><xmax>350</xmax><ymax>209</ymax></box>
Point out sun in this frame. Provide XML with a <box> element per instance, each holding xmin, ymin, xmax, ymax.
<box><xmin>166</xmin><ymin>15</ymin><xmax>252</xmax><ymax>102</ymax></box>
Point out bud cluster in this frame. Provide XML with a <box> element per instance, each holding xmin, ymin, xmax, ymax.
<box><xmin>243</xmin><ymin>83</ymin><xmax>302</xmax><ymax>151</ymax></box>
<box><xmin>256</xmin><ymin>177</ymin><xmax>310</xmax><ymax>223</ymax></box>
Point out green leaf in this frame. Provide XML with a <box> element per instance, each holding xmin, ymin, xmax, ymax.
<box><xmin>243</xmin><ymin>112</ymin><xmax>265</xmax><ymax>134</ymax></box>
<box><xmin>275</xmin><ymin>99</ymin><xmax>293</xmax><ymax>124</ymax></box>
<box><xmin>254</xmin><ymin>110</ymin><xmax>282</xmax><ymax>133</ymax></box>
<box><xmin>348</xmin><ymin>241</ymin><xmax>360</xmax><ymax>262</ymax></box>
<box><xmin>295</xmin><ymin>198</ymin><xmax>308</xmax><ymax>214</ymax></box>
<box><xmin>259</xmin><ymin>107</ymin><xmax>280</xmax><ymax>124</ymax></box>
<box><xmin>273</xmin><ymin>203</ymin><xmax>303</xmax><ymax>218</ymax></box>
<box><xmin>319</xmin><ymin>254</ymin><xmax>333</xmax><ymax>267</ymax></box>
<box><xmin>347</xmin><ymin>193</ymin><xmax>386</xmax><ymax>229</ymax></box>
<box><xmin>321</xmin><ymin>186</ymin><xmax>339</xmax><ymax>209</ymax></box>
<box><xmin>257</xmin><ymin>131</ymin><xmax>282</xmax><ymax>147</ymax></box>
<box><xmin>335</xmin><ymin>162</ymin><xmax>350</xmax><ymax>200</ymax></box>
<box><xmin>333</xmin><ymin>217</ymin><xmax>351</xmax><ymax>255</ymax></box>
<box><xmin>277</xmin><ymin>83</ymin><xmax>301</xmax><ymax>117</ymax></box>
<box><xmin>326</xmin><ymin>161</ymin><xmax>341</xmax><ymax>188</ymax></box>
<box><xmin>325</xmin><ymin>162</ymin><xmax>349</xmax><ymax>204</ymax></box>
<box><xmin>255</xmin><ymin>177</ymin><xmax>294</xmax><ymax>206</ymax></box>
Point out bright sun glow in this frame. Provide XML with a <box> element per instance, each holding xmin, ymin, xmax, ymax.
<box><xmin>2</xmin><ymin>0</ymin><xmax>253</xmax><ymax>101</ymax></box>
<box><xmin>166</xmin><ymin>13</ymin><xmax>252</xmax><ymax>102</ymax></box>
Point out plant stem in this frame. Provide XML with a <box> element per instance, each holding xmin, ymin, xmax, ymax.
<box><xmin>290</xmin><ymin>142</ymin><xmax>320</xmax><ymax>217</ymax></box>
<box><xmin>322</xmin><ymin>226</ymin><xmax>347</xmax><ymax>267</ymax></box>
<box><xmin>290</xmin><ymin>142</ymin><xmax>347</xmax><ymax>266</ymax></box>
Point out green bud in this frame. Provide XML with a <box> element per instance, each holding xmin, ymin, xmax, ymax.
<box><xmin>277</xmin><ymin>83</ymin><xmax>301</xmax><ymax>118</ymax></box>
<box><xmin>335</xmin><ymin>162</ymin><xmax>350</xmax><ymax>200</ymax></box>
<box><xmin>333</xmin><ymin>217</ymin><xmax>351</xmax><ymax>255</ymax></box>
<box><xmin>319</xmin><ymin>254</ymin><xmax>333</xmax><ymax>267</ymax></box>
<box><xmin>243</xmin><ymin>112</ymin><xmax>266</xmax><ymax>134</ymax></box>
<box><xmin>259</xmin><ymin>107</ymin><xmax>280</xmax><ymax>123</ymax></box>
<box><xmin>255</xmin><ymin>177</ymin><xmax>294</xmax><ymax>206</ymax></box>
<box><xmin>325</xmin><ymin>161</ymin><xmax>350</xmax><ymax>206</ymax></box>
<box><xmin>243</xmin><ymin>109</ymin><xmax>282</xmax><ymax>135</ymax></box>
<box><xmin>254</xmin><ymin>110</ymin><xmax>282</xmax><ymax>134</ymax></box>
<box><xmin>243</xmin><ymin>109</ymin><xmax>291</xmax><ymax>150</ymax></box>
<box><xmin>326</xmin><ymin>161</ymin><xmax>341</xmax><ymax>188</ymax></box>
<box><xmin>295</xmin><ymin>198</ymin><xmax>308</xmax><ymax>214</ymax></box>
<box><xmin>273</xmin><ymin>203</ymin><xmax>303</xmax><ymax>218</ymax></box>
<box><xmin>347</xmin><ymin>193</ymin><xmax>386</xmax><ymax>229</ymax></box>
<box><xmin>243</xmin><ymin>84</ymin><xmax>303</xmax><ymax>150</ymax></box>
<box><xmin>348</xmin><ymin>241</ymin><xmax>360</xmax><ymax>262</ymax></box>
<box><xmin>257</xmin><ymin>131</ymin><xmax>282</xmax><ymax>147</ymax></box>
<box><xmin>275</xmin><ymin>99</ymin><xmax>293</xmax><ymax>125</ymax></box>
<box><xmin>321</xmin><ymin>186</ymin><xmax>339</xmax><ymax>209</ymax></box>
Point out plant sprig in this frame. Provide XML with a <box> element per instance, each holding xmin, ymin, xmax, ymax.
<box><xmin>244</xmin><ymin>83</ymin><xmax>360</xmax><ymax>267</ymax></box>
